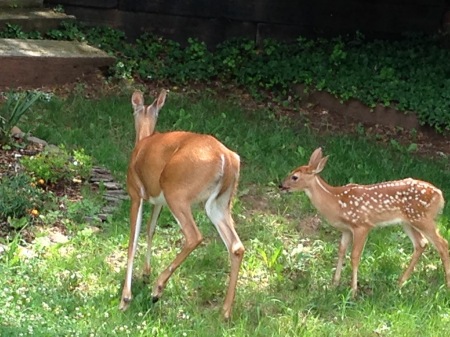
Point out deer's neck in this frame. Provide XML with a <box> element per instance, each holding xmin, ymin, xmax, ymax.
<box><xmin>305</xmin><ymin>176</ymin><xmax>341</xmax><ymax>222</ymax></box>
<box><xmin>135</xmin><ymin>122</ymin><xmax>156</xmax><ymax>145</ymax></box>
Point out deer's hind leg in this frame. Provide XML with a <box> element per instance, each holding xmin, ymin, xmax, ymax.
<box><xmin>414</xmin><ymin>220</ymin><xmax>450</xmax><ymax>288</ymax></box>
<box><xmin>399</xmin><ymin>223</ymin><xmax>427</xmax><ymax>286</ymax></box>
<box><xmin>205</xmin><ymin>187</ymin><xmax>244</xmax><ymax>320</ymax></box>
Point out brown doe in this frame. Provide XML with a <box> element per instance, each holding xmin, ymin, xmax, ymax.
<box><xmin>280</xmin><ymin>147</ymin><xmax>450</xmax><ymax>295</ymax></box>
<box><xmin>120</xmin><ymin>89</ymin><xmax>245</xmax><ymax>319</ymax></box>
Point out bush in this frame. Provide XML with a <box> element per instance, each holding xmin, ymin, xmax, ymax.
<box><xmin>2</xmin><ymin>21</ymin><xmax>450</xmax><ymax>132</ymax></box>
<box><xmin>20</xmin><ymin>146</ymin><xmax>93</xmax><ymax>185</ymax></box>
<box><xmin>0</xmin><ymin>173</ymin><xmax>48</xmax><ymax>222</ymax></box>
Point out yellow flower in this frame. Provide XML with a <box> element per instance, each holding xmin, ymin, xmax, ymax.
<box><xmin>30</xmin><ymin>209</ymin><xmax>39</xmax><ymax>217</ymax></box>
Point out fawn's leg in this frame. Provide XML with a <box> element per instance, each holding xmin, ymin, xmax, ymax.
<box><xmin>333</xmin><ymin>230</ymin><xmax>352</xmax><ymax>286</ymax></box>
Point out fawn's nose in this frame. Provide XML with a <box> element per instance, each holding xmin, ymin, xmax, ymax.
<box><xmin>279</xmin><ymin>184</ymin><xmax>288</xmax><ymax>191</ymax></box>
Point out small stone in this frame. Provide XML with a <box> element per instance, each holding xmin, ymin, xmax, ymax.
<box><xmin>49</xmin><ymin>232</ymin><xmax>69</xmax><ymax>244</ymax></box>
<box><xmin>102</xmin><ymin>182</ymin><xmax>122</xmax><ymax>190</ymax></box>
<box><xmin>44</xmin><ymin>144</ymin><xmax>62</xmax><ymax>153</ymax></box>
<box><xmin>27</xmin><ymin>136</ymin><xmax>48</xmax><ymax>146</ymax></box>
<box><xmin>18</xmin><ymin>246</ymin><xmax>37</xmax><ymax>259</ymax></box>
<box><xmin>0</xmin><ymin>243</ymin><xmax>7</xmax><ymax>254</ymax></box>
<box><xmin>90</xmin><ymin>175</ymin><xmax>114</xmax><ymax>183</ymax></box>
<box><xmin>98</xmin><ymin>214</ymin><xmax>109</xmax><ymax>221</ymax></box>
<box><xmin>91</xmin><ymin>166</ymin><xmax>111</xmax><ymax>174</ymax></box>
<box><xmin>10</xmin><ymin>126</ymin><xmax>22</xmax><ymax>134</ymax></box>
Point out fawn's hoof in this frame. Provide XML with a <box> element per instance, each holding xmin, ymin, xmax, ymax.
<box><xmin>151</xmin><ymin>296</ymin><xmax>160</xmax><ymax>304</ymax></box>
<box><xmin>119</xmin><ymin>297</ymin><xmax>131</xmax><ymax>311</ymax></box>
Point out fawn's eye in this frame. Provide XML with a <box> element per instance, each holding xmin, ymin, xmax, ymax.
<box><xmin>291</xmin><ymin>175</ymin><xmax>299</xmax><ymax>181</ymax></box>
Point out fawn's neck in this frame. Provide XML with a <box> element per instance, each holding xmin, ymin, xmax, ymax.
<box><xmin>305</xmin><ymin>176</ymin><xmax>342</xmax><ymax>223</ymax></box>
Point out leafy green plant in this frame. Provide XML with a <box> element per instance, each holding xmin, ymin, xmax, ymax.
<box><xmin>20</xmin><ymin>146</ymin><xmax>93</xmax><ymax>185</ymax></box>
<box><xmin>0</xmin><ymin>23</ymin><xmax>42</xmax><ymax>39</ymax></box>
<box><xmin>45</xmin><ymin>21</ymin><xmax>86</xmax><ymax>41</ymax></box>
<box><xmin>66</xmin><ymin>188</ymin><xmax>104</xmax><ymax>223</ymax></box>
<box><xmin>0</xmin><ymin>173</ymin><xmax>48</xmax><ymax>222</ymax></box>
<box><xmin>5</xmin><ymin>20</ymin><xmax>449</xmax><ymax>131</ymax></box>
<box><xmin>0</xmin><ymin>91</ymin><xmax>43</xmax><ymax>145</ymax></box>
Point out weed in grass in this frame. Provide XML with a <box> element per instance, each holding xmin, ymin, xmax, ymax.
<box><xmin>66</xmin><ymin>186</ymin><xmax>105</xmax><ymax>223</ymax></box>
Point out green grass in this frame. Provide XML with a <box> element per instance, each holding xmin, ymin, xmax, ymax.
<box><xmin>1</xmin><ymin>89</ymin><xmax>450</xmax><ymax>336</ymax></box>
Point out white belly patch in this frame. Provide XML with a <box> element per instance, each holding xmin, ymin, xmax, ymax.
<box><xmin>148</xmin><ymin>192</ymin><xmax>167</xmax><ymax>205</ymax></box>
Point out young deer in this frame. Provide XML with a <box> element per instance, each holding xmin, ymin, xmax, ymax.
<box><xmin>280</xmin><ymin>147</ymin><xmax>450</xmax><ymax>295</ymax></box>
<box><xmin>120</xmin><ymin>89</ymin><xmax>244</xmax><ymax>319</ymax></box>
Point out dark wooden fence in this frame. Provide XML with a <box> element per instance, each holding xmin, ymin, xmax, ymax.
<box><xmin>45</xmin><ymin>0</ymin><xmax>449</xmax><ymax>46</ymax></box>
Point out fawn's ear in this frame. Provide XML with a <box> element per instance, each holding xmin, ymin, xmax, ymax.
<box><xmin>312</xmin><ymin>155</ymin><xmax>329</xmax><ymax>174</ymax></box>
<box><xmin>131</xmin><ymin>91</ymin><xmax>144</xmax><ymax>113</ymax></box>
<box><xmin>149</xmin><ymin>89</ymin><xmax>167</xmax><ymax>115</ymax></box>
<box><xmin>308</xmin><ymin>147</ymin><xmax>323</xmax><ymax>168</ymax></box>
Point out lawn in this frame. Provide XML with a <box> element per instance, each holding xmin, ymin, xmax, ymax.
<box><xmin>1</xmin><ymin>87</ymin><xmax>450</xmax><ymax>336</ymax></box>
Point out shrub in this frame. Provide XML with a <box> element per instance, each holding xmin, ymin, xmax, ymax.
<box><xmin>20</xmin><ymin>146</ymin><xmax>93</xmax><ymax>185</ymax></box>
<box><xmin>0</xmin><ymin>173</ymin><xmax>48</xmax><ymax>222</ymax></box>
<box><xmin>2</xmin><ymin>21</ymin><xmax>450</xmax><ymax>131</ymax></box>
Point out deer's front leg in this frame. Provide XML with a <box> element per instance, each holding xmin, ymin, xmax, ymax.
<box><xmin>349</xmin><ymin>226</ymin><xmax>370</xmax><ymax>297</ymax></box>
<box><xmin>120</xmin><ymin>198</ymin><xmax>144</xmax><ymax>310</ymax></box>
<box><xmin>333</xmin><ymin>230</ymin><xmax>352</xmax><ymax>286</ymax></box>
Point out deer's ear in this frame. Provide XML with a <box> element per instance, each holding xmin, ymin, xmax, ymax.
<box><xmin>131</xmin><ymin>91</ymin><xmax>144</xmax><ymax>113</ymax></box>
<box><xmin>156</xmin><ymin>89</ymin><xmax>167</xmax><ymax>111</ymax></box>
<box><xmin>308</xmin><ymin>147</ymin><xmax>323</xmax><ymax>168</ymax></box>
<box><xmin>313</xmin><ymin>156</ymin><xmax>329</xmax><ymax>174</ymax></box>
<box><xmin>149</xmin><ymin>89</ymin><xmax>167</xmax><ymax>115</ymax></box>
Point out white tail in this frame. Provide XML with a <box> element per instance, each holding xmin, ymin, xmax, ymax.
<box><xmin>120</xmin><ymin>90</ymin><xmax>244</xmax><ymax>319</ymax></box>
<box><xmin>280</xmin><ymin>147</ymin><xmax>450</xmax><ymax>295</ymax></box>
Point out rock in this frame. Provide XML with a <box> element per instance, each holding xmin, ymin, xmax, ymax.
<box><xmin>27</xmin><ymin>136</ymin><xmax>48</xmax><ymax>146</ymax></box>
<box><xmin>49</xmin><ymin>231</ymin><xmax>69</xmax><ymax>244</ymax></box>
<box><xmin>18</xmin><ymin>246</ymin><xmax>37</xmax><ymax>259</ymax></box>
<box><xmin>98</xmin><ymin>214</ymin><xmax>109</xmax><ymax>221</ymax></box>
<box><xmin>105</xmin><ymin>191</ymin><xmax>128</xmax><ymax>199</ymax></box>
<box><xmin>10</xmin><ymin>126</ymin><xmax>22</xmax><ymax>135</ymax></box>
<box><xmin>91</xmin><ymin>166</ymin><xmax>111</xmax><ymax>175</ymax></box>
<box><xmin>101</xmin><ymin>206</ymin><xmax>118</xmax><ymax>214</ymax></box>
<box><xmin>44</xmin><ymin>144</ymin><xmax>62</xmax><ymax>153</ymax></box>
<box><xmin>90</xmin><ymin>174</ymin><xmax>114</xmax><ymax>183</ymax></box>
<box><xmin>11</xmin><ymin>126</ymin><xmax>25</xmax><ymax>139</ymax></box>
<box><xmin>102</xmin><ymin>181</ymin><xmax>122</xmax><ymax>190</ymax></box>
<box><xmin>34</xmin><ymin>236</ymin><xmax>52</xmax><ymax>247</ymax></box>
<box><xmin>104</xmin><ymin>195</ymin><xmax>125</xmax><ymax>202</ymax></box>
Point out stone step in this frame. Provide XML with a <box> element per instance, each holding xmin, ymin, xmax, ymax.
<box><xmin>0</xmin><ymin>8</ymin><xmax>75</xmax><ymax>33</ymax></box>
<box><xmin>0</xmin><ymin>38</ymin><xmax>115</xmax><ymax>88</ymax></box>
<box><xmin>0</xmin><ymin>0</ymin><xmax>43</xmax><ymax>8</ymax></box>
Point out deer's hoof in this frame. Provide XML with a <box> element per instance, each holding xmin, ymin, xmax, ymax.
<box><xmin>119</xmin><ymin>297</ymin><xmax>131</xmax><ymax>311</ymax></box>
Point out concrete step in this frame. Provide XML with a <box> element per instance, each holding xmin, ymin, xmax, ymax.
<box><xmin>0</xmin><ymin>38</ymin><xmax>115</xmax><ymax>88</ymax></box>
<box><xmin>0</xmin><ymin>8</ymin><xmax>75</xmax><ymax>33</ymax></box>
<box><xmin>0</xmin><ymin>0</ymin><xmax>43</xmax><ymax>8</ymax></box>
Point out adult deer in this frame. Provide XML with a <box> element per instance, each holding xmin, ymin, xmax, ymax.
<box><xmin>280</xmin><ymin>147</ymin><xmax>450</xmax><ymax>295</ymax></box>
<box><xmin>119</xmin><ymin>89</ymin><xmax>244</xmax><ymax>319</ymax></box>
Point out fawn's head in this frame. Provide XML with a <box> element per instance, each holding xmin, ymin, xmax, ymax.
<box><xmin>132</xmin><ymin>89</ymin><xmax>167</xmax><ymax>144</ymax></box>
<box><xmin>280</xmin><ymin>147</ymin><xmax>329</xmax><ymax>192</ymax></box>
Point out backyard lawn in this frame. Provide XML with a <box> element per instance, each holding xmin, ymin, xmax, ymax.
<box><xmin>1</xmin><ymin>87</ymin><xmax>450</xmax><ymax>336</ymax></box>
